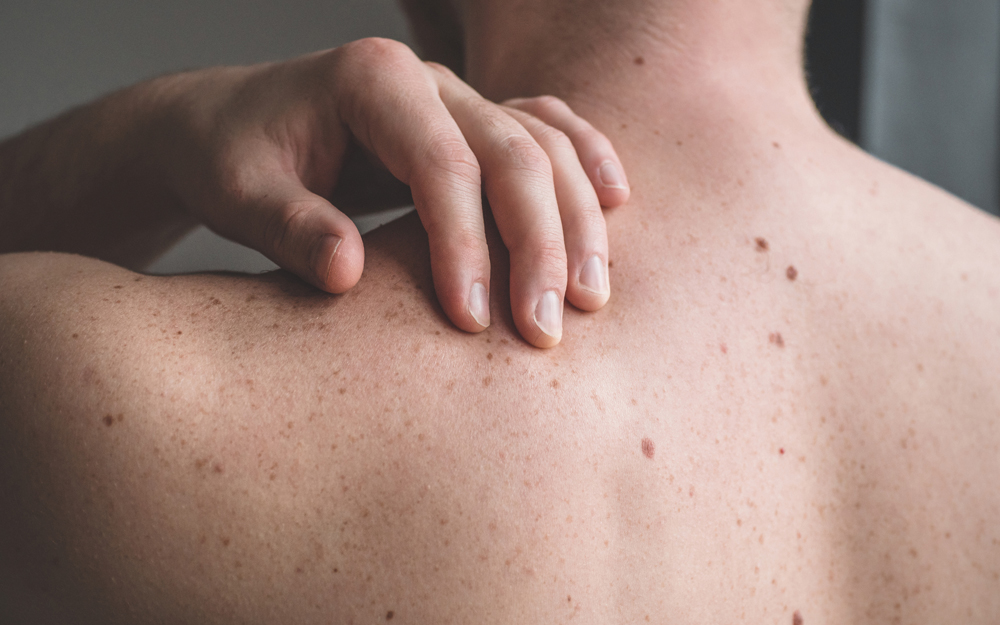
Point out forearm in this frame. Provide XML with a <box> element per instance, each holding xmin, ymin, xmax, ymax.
<box><xmin>0</xmin><ymin>78</ymin><xmax>197</xmax><ymax>269</ymax></box>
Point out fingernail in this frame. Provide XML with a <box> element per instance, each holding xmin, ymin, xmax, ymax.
<box><xmin>579</xmin><ymin>255</ymin><xmax>609</xmax><ymax>294</ymax></box>
<box><xmin>314</xmin><ymin>234</ymin><xmax>343</xmax><ymax>284</ymax></box>
<box><xmin>598</xmin><ymin>161</ymin><xmax>628</xmax><ymax>190</ymax></box>
<box><xmin>469</xmin><ymin>282</ymin><xmax>490</xmax><ymax>328</ymax></box>
<box><xmin>533</xmin><ymin>290</ymin><xmax>563</xmax><ymax>340</ymax></box>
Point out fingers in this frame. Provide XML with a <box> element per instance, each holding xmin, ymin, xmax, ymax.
<box><xmin>434</xmin><ymin>71</ymin><xmax>568</xmax><ymax>348</ymax></box>
<box><xmin>501</xmin><ymin>106</ymin><xmax>611</xmax><ymax>312</ymax></box>
<box><xmin>245</xmin><ymin>176</ymin><xmax>364</xmax><ymax>294</ymax></box>
<box><xmin>505</xmin><ymin>96</ymin><xmax>630</xmax><ymax>209</ymax></box>
<box><xmin>331</xmin><ymin>38</ymin><xmax>491</xmax><ymax>334</ymax></box>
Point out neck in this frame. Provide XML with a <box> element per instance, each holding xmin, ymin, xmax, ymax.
<box><xmin>459</xmin><ymin>0</ymin><xmax>819</xmax><ymax>135</ymax></box>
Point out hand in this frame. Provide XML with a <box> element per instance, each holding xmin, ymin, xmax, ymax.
<box><xmin>156</xmin><ymin>38</ymin><xmax>629</xmax><ymax>347</ymax></box>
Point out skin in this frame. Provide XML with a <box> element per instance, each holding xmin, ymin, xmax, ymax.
<box><xmin>2</xmin><ymin>0</ymin><xmax>1000</xmax><ymax>622</ymax></box>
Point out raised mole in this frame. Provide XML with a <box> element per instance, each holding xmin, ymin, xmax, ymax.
<box><xmin>786</xmin><ymin>266</ymin><xmax>798</xmax><ymax>281</ymax></box>
<box><xmin>642</xmin><ymin>438</ymin><xmax>655</xmax><ymax>459</ymax></box>
<box><xmin>793</xmin><ymin>610</ymin><xmax>804</xmax><ymax>625</ymax></box>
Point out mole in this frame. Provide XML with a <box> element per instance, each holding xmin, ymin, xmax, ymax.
<box><xmin>386</xmin><ymin>611</ymin><xmax>395</xmax><ymax>620</ymax></box>
<box><xmin>634</xmin><ymin>56</ymin><xmax>645</xmax><ymax>65</ymax></box>
<box><xmin>102</xmin><ymin>414</ymin><xmax>114</xmax><ymax>427</ymax></box>
<box><xmin>779</xmin><ymin>448</ymin><xmax>786</xmax><ymax>455</ymax></box>
<box><xmin>786</xmin><ymin>266</ymin><xmax>798</xmax><ymax>281</ymax></box>
<box><xmin>641</xmin><ymin>438</ymin><xmax>655</xmax><ymax>459</ymax></box>
<box><xmin>793</xmin><ymin>610</ymin><xmax>804</xmax><ymax>625</ymax></box>
<box><xmin>769</xmin><ymin>333</ymin><xmax>785</xmax><ymax>348</ymax></box>
<box><xmin>773</xmin><ymin>141</ymin><xmax>781</xmax><ymax>149</ymax></box>
<box><xmin>755</xmin><ymin>237</ymin><xmax>769</xmax><ymax>252</ymax></box>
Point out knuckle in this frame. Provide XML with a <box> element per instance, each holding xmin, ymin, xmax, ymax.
<box><xmin>263</xmin><ymin>199</ymin><xmax>316</xmax><ymax>259</ymax></box>
<box><xmin>533</xmin><ymin>124</ymin><xmax>573</xmax><ymax>151</ymax></box>
<box><xmin>334</xmin><ymin>38</ymin><xmax>417</xmax><ymax>82</ymax></box>
<box><xmin>497</xmin><ymin>134</ymin><xmax>551</xmax><ymax>174</ymax></box>
<box><xmin>423</xmin><ymin>60</ymin><xmax>458</xmax><ymax>80</ymax></box>
<box><xmin>420</xmin><ymin>138</ymin><xmax>483</xmax><ymax>187</ymax></box>
<box><xmin>528</xmin><ymin>95</ymin><xmax>570</xmax><ymax>117</ymax></box>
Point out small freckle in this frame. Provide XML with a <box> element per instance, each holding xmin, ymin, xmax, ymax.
<box><xmin>435</xmin><ymin>330</ymin><xmax>441</xmax><ymax>335</ymax></box>
<box><xmin>482</xmin><ymin>376</ymin><xmax>492</xmax><ymax>387</ymax></box>
<box><xmin>221</xmin><ymin>537</ymin><xmax>230</xmax><ymax>547</ymax></box>
<box><xmin>287</xmin><ymin>421</ymin><xmax>294</xmax><ymax>429</ymax></box>
<box><xmin>102</xmin><ymin>415</ymin><xmax>114</xmax><ymax>427</ymax></box>
<box><xmin>773</xmin><ymin>141</ymin><xmax>781</xmax><ymax>149</ymax></box>
<box><xmin>72</xmin><ymin>333</ymin><xmax>79</xmax><ymax>339</ymax></box>
<box><xmin>568</xmin><ymin>595</ymin><xmax>572</xmax><ymax>602</ymax></box>
<box><xmin>113</xmin><ymin>285</ymin><xmax>123</xmax><ymax>290</ymax></box>
<box><xmin>755</xmin><ymin>237</ymin><xmax>769</xmax><ymax>252</ymax></box>
<box><xmin>486</xmin><ymin>352</ymin><xmax>493</xmax><ymax>360</ymax></box>
<box><xmin>769</xmin><ymin>332</ymin><xmax>785</xmax><ymax>348</ymax></box>
<box><xmin>212</xmin><ymin>463</ymin><xmax>224</xmax><ymax>474</ymax></box>
<box><xmin>633</xmin><ymin>55</ymin><xmax>645</xmax><ymax>65</ymax></box>
<box><xmin>295</xmin><ymin>567</ymin><xmax>304</xmax><ymax>574</ymax></box>
<box><xmin>551</xmin><ymin>379</ymin><xmax>560</xmax><ymax>389</ymax></box>
<box><xmin>338</xmin><ymin>388</ymin><xmax>346</xmax><ymax>395</ymax></box>
<box><xmin>386</xmin><ymin>611</ymin><xmax>394</xmax><ymax>621</ymax></box>
<box><xmin>641</xmin><ymin>437</ymin><xmax>655</xmax><ymax>459</ymax></box>
<box><xmin>786</xmin><ymin>266</ymin><xmax>798</xmax><ymax>281</ymax></box>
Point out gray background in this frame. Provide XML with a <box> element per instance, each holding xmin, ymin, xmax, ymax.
<box><xmin>1</xmin><ymin>0</ymin><xmax>997</xmax><ymax>274</ymax></box>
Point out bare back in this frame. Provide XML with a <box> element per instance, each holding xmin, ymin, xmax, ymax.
<box><xmin>2</xmin><ymin>110</ymin><xmax>999</xmax><ymax>624</ymax></box>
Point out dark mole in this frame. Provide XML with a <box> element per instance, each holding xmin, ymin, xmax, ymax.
<box><xmin>793</xmin><ymin>610</ymin><xmax>804</xmax><ymax>625</ymax></box>
<box><xmin>113</xmin><ymin>285</ymin><xmax>123</xmax><ymax>290</ymax></box>
<box><xmin>568</xmin><ymin>595</ymin><xmax>572</xmax><ymax>603</ymax></box>
<box><xmin>755</xmin><ymin>237</ymin><xmax>769</xmax><ymax>252</ymax></box>
<box><xmin>634</xmin><ymin>56</ymin><xmax>645</xmax><ymax>65</ymax></box>
<box><xmin>641</xmin><ymin>438</ymin><xmax>655</xmax><ymax>459</ymax></box>
<box><xmin>769</xmin><ymin>333</ymin><xmax>785</xmax><ymax>348</ymax></box>
<box><xmin>608</xmin><ymin>260</ymin><xmax>614</xmax><ymax>268</ymax></box>
<box><xmin>102</xmin><ymin>414</ymin><xmax>115</xmax><ymax>427</ymax></box>
<box><xmin>386</xmin><ymin>611</ymin><xmax>395</xmax><ymax>620</ymax></box>
<box><xmin>786</xmin><ymin>266</ymin><xmax>798</xmax><ymax>281</ymax></box>
<box><xmin>72</xmin><ymin>333</ymin><xmax>79</xmax><ymax>339</ymax></box>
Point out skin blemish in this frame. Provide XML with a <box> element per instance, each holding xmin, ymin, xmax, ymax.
<box><xmin>72</xmin><ymin>333</ymin><xmax>79</xmax><ymax>339</ymax></box>
<box><xmin>483</xmin><ymin>376</ymin><xmax>493</xmax><ymax>387</ymax></box>
<box><xmin>720</xmin><ymin>343</ymin><xmax>728</xmax><ymax>354</ymax></box>
<box><xmin>487</xmin><ymin>352</ymin><xmax>494</xmax><ymax>360</ymax></box>
<box><xmin>769</xmin><ymin>333</ymin><xmax>785</xmax><ymax>348</ymax></box>
<box><xmin>786</xmin><ymin>266</ymin><xmax>798</xmax><ymax>281</ymax></box>
<box><xmin>641</xmin><ymin>438</ymin><xmax>655</xmax><ymax>459</ymax></box>
<box><xmin>608</xmin><ymin>260</ymin><xmax>614</xmax><ymax>268</ymax></box>
<box><xmin>773</xmin><ymin>141</ymin><xmax>781</xmax><ymax>149</ymax></box>
<box><xmin>338</xmin><ymin>388</ymin><xmax>347</xmax><ymax>395</ymax></box>
<box><xmin>386</xmin><ymin>611</ymin><xmax>395</xmax><ymax>620</ymax></box>
<box><xmin>793</xmin><ymin>610</ymin><xmax>804</xmax><ymax>625</ymax></box>
<box><xmin>780</xmin><ymin>448</ymin><xmax>786</xmax><ymax>455</ymax></box>
<box><xmin>634</xmin><ymin>56</ymin><xmax>645</xmax><ymax>65</ymax></box>
<box><xmin>551</xmin><ymin>379</ymin><xmax>560</xmax><ymax>389</ymax></box>
<box><xmin>102</xmin><ymin>414</ymin><xmax>114</xmax><ymax>427</ymax></box>
<box><xmin>113</xmin><ymin>285</ymin><xmax>123</xmax><ymax>290</ymax></box>
<box><xmin>755</xmin><ymin>237</ymin><xmax>769</xmax><ymax>252</ymax></box>
<box><xmin>213</xmin><ymin>463</ymin><xmax>224</xmax><ymax>474</ymax></box>
<box><xmin>221</xmin><ymin>537</ymin><xmax>231</xmax><ymax>547</ymax></box>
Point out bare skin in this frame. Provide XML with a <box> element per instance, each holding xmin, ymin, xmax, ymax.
<box><xmin>2</xmin><ymin>0</ymin><xmax>999</xmax><ymax>623</ymax></box>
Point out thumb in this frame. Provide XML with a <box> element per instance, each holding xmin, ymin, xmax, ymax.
<box><xmin>246</xmin><ymin>179</ymin><xmax>364</xmax><ymax>293</ymax></box>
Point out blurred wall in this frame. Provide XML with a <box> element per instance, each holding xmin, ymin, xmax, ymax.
<box><xmin>862</xmin><ymin>0</ymin><xmax>1000</xmax><ymax>216</ymax></box>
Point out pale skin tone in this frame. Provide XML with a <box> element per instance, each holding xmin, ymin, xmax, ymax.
<box><xmin>2</xmin><ymin>0</ymin><xmax>1000</xmax><ymax>623</ymax></box>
